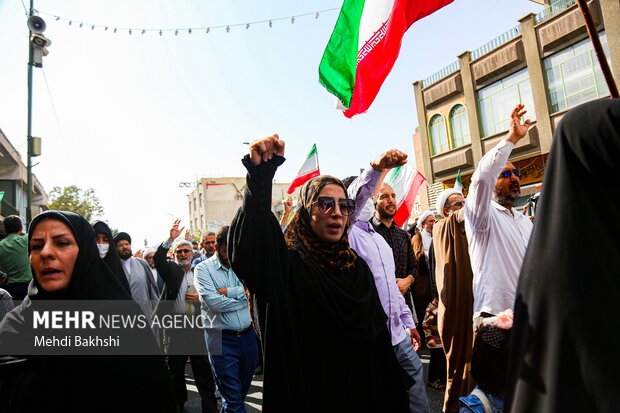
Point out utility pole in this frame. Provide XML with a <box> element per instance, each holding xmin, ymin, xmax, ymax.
<box><xmin>25</xmin><ymin>2</ymin><xmax>50</xmax><ymax>225</ymax></box>
<box><xmin>26</xmin><ymin>0</ymin><xmax>34</xmax><ymax>225</ymax></box>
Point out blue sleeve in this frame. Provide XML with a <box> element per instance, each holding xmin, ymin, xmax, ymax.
<box><xmin>195</xmin><ymin>263</ymin><xmax>248</xmax><ymax>312</ymax></box>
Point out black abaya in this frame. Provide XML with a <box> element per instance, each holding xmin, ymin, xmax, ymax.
<box><xmin>506</xmin><ymin>99</ymin><xmax>620</xmax><ymax>413</ymax></box>
<box><xmin>229</xmin><ymin>156</ymin><xmax>409</xmax><ymax>413</ymax></box>
<box><xmin>92</xmin><ymin>220</ymin><xmax>132</xmax><ymax>296</ymax></box>
<box><xmin>0</xmin><ymin>211</ymin><xmax>175</xmax><ymax>412</ymax></box>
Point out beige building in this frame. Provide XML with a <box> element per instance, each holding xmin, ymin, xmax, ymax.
<box><xmin>1</xmin><ymin>128</ymin><xmax>48</xmax><ymax>226</ymax></box>
<box><xmin>412</xmin><ymin>0</ymin><xmax>619</xmax><ymax>211</ymax></box>
<box><xmin>188</xmin><ymin>177</ymin><xmax>297</xmax><ymax>235</ymax></box>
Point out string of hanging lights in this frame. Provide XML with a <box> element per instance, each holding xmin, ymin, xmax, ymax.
<box><xmin>36</xmin><ymin>7</ymin><xmax>338</xmax><ymax>36</ymax></box>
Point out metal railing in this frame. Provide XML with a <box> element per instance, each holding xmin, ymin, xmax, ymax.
<box><xmin>471</xmin><ymin>25</ymin><xmax>522</xmax><ymax>61</ymax></box>
<box><xmin>535</xmin><ymin>0</ymin><xmax>577</xmax><ymax>24</ymax></box>
<box><xmin>421</xmin><ymin>0</ymin><xmax>577</xmax><ymax>89</ymax></box>
<box><xmin>422</xmin><ymin>60</ymin><xmax>460</xmax><ymax>88</ymax></box>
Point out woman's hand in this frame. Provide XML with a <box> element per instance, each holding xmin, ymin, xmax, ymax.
<box><xmin>249</xmin><ymin>134</ymin><xmax>285</xmax><ymax>166</ymax></box>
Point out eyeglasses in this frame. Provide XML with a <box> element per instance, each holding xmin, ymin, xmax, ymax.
<box><xmin>498</xmin><ymin>169</ymin><xmax>521</xmax><ymax>179</ymax></box>
<box><xmin>175</xmin><ymin>249</ymin><xmax>192</xmax><ymax>254</ymax></box>
<box><xmin>312</xmin><ymin>196</ymin><xmax>356</xmax><ymax>216</ymax></box>
<box><xmin>448</xmin><ymin>201</ymin><xmax>465</xmax><ymax>208</ymax></box>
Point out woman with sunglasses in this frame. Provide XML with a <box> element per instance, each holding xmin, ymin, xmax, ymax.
<box><xmin>229</xmin><ymin>134</ymin><xmax>409</xmax><ymax>412</ymax></box>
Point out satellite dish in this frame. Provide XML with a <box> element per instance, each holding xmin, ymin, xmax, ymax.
<box><xmin>27</xmin><ymin>16</ymin><xmax>46</xmax><ymax>34</ymax></box>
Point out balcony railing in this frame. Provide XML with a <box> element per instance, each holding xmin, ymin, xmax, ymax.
<box><xmin>471</xmin><ymin>25</ymin><xmax>522</xmax><ymax>61</ymax></box>
<box><xmin>535</xmin><ymin>0</ymin><xmax>577</xmax><ymax>24</ymax></box>
<box><xmin>422</xmin><ymin>60</ymin><xmax>460</xmax><ymax>88</ymax></box>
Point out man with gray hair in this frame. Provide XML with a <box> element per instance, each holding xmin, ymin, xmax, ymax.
<box><xmin>153</xmin><ymin>219</ymin><xmax>217</xmax><ymax>412</ymax></box>
<box><xmin>193</xmin><ymin>232</ymin><xmax>217</xmax><ymax>267</ymax></box>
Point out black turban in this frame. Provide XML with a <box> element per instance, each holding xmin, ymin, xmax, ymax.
<box><xmin>113</xmin><ymin>231</ymin><xmax>131</xmax><ymax>245</ymax></box>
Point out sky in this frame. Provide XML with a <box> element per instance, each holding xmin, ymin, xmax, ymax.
<box><xmin>0</xmin><ymin>0</ymin><xmax>545</xmax><ymax>247</ymax></box>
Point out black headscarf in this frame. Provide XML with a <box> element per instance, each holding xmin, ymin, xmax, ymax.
<box><xmin>506</xmin><ymin>99</ymin><xmax>620</xmax><ymax>413</ymax></box>
<box><xmin>25</xmin><ymin>211</ymin><xmax>130</xmax><ymax>301</ymax></box>
<box><xmin>92</xmin><ymin>220</ymin><xmax>131</xmax><ymax>296</ymax></box>
<box><xmin>0</xmin><ymin>211</ymin><xmax>175</xmax><ymax>412</ymax></box>
<box><xmin>284</xmin><ymin>175</ymin><xmax>358</xmax><ymax>272</ymax></box>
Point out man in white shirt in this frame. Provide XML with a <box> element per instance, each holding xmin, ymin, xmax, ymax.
<box><xmin>464</xmin><ymin>104</ymin><xmax>534</xmax><ymax>328</ymax></box>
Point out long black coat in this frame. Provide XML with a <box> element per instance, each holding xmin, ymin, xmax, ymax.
<box><xmin>229</xmin><ymin>155</ymin><xmax>409</xmax><ymax>413</ymax></box>
<box><xmin>506</xmin><ymin>99</ymin><xmax>620</xmax><ymax>413</ymax></box>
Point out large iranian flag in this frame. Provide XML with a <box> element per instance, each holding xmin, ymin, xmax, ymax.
<box><xmin>319</xmin><ymin>0</ymin><xmax>454</xmax><ymax>118</ymax></box>
<box><xmin>287</xmin><ymin>144</ymin><xmax>320</xmax><ymax>194</ymax></box>
<box><xmin>383</xmin><ymin>163</ymin><xmax>426</xmax><ymax>227</ymax></box>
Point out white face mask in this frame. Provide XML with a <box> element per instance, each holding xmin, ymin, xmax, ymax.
<box><xmin>97</xmin><ymin>244</ymin><xmax>109</xmax><ymax>258</ymax></box>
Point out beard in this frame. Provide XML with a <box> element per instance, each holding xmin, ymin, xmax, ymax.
<box><xmin>377</xmin><ymin>205</ymin><xmax>396</xmax><ymax>220</ymax></box>
<box><xmin>119</xmin><ymin>251</ymin><xmax>132</xmax><ymax>260</ymax></box>
<box><xmin>494</xmin><ymin>187</ymin><xmax>519</xmax><ymax>208</ymax></box>
<box><xmin>218</xmin><ymin>256</ymin><xmax>230</xmax><ymax>268</ymax></box>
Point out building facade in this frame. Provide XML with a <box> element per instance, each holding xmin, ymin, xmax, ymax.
<box><xmin>412</xmin><ymin>0</ymin><xmax>619</xmax><ymax>211</ymax></box>
<box><xmin>1</xmin><ymin>128</ymin><xmax>48</xmax><ymax>229</ymax></box>
<box><xmin>187</xmin><ymin>177</ymin><xmax>296</xmax><ymax>235</ymax></box>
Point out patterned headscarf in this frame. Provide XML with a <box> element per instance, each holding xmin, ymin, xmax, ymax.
<box><xmin>284</xmin><ymin>175</ymin><xmax>357</xmax><ymax>272</ymax></box>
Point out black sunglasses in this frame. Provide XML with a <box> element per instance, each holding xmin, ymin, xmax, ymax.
<box><xmin>448</xmin><ymin>201</ymin><xmax>465</xmax><ymax>208</ymax></box>
<box><xmin>175</xmin><ymin>249</ymin><xmax>192</xmax><ymax>254</ymax></box>
<box><xmin>498</xmin><ymin>169</ymin><xmax>521</xmax><ymax>179</ymax></box>
<box><xmin>312</xmin><ymin>196</ymin><xmax>356</xmax><ymax>216</ymax></box>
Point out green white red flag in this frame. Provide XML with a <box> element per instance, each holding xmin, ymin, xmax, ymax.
<box><xmin>383</xmin><ymin>164</ymin><xmax>426</xmax><ymax>227</ymax></box>
<box><xmin>319</xmin><ymin>0</ymin><xmax>455</xmax><ymax>118</ymax></box>
<box><xmin>287</xmin><ymin>144</ymin><xmax>320</xmax><ymax>194</ymax></box>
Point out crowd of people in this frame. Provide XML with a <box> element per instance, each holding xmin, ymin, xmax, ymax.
<box><xmin>0</xmin><ymin>99</ymin><xmax>618</xmax><ymax>413</ymax></box>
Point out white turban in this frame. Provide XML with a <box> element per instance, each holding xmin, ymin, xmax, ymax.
<box><xmin>435</xmin><ymin>187</ymin><xmax>463</xmax><ymax>217</ymax></box>
<box><xmin>417</xmin><ymin>210</ymin><xmax>435</xmax><ymax>229</ymax></box>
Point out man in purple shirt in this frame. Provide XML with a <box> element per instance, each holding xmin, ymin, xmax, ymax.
<box><xmin>343</xmin><ymin>149</ymin><xmax>431</xmax><ymax>413</ymax></box>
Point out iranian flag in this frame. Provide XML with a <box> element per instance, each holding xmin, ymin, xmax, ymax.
<box><xmin>287</xmin><ymin>144</ymin><xmax>320</xmax><ymax>194</ymax></box>
<box><xmin>383</xmin><ymin>164</ymin><xmax>426</xmax><ymax>227</ymax></box>
<box><xmin>319</xmin><ymin>0</ymin><xmax>454</xmax><ymax>118</ymax></box>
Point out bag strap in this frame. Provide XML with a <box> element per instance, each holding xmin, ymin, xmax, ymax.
<box><xmin>471</xmin><ymin>388</ymin><xmax>493</xmax><ymax>413</ymax></box>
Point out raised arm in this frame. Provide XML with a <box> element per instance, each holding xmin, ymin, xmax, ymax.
<box><xmin>466</xmin><ymin>105</ymin><xmax>531</xmax><ymax>231</ymax></box>
<box><xmin>229</xmin><ymin>134</ymin><xmax>290</xmax><ymax>299</ymax></box>
<box><xmin>347</xmin><ymin>149</ymin><xmax>407</xmax><ymax>224</ymax></box>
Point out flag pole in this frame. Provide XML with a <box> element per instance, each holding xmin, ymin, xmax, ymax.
<box><xmin>576</xmin><ymin>0</ymin><xmax>619</xmax><ymax>98</ymax></box>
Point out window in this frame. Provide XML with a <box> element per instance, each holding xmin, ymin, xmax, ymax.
<box><xmin>477</xmin><ymin>68</ymin><xmax>536</xmax><ymax>137</ymax></box>
<box><xmin>449</xmin><ymin>104</ymin><xmax>470</xmax><ymax>148</ymax></box>
<box><xmin>544</xmin><ymin>31</ymin><xmax>609</xmax><ymax>113</ymax></box>
<box><xmin>429</xmin><ymin>114</ymin><xmax>449</xmax><ymax>155</ymax></box>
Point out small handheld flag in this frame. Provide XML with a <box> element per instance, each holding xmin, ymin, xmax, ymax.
<box><xmin>287</xmin><ymin>144</ymin><xmax>320</xmax><ymax>194</ymax></box>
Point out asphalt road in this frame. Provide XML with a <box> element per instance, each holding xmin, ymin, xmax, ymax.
<box><xmin>183</xmin><ymin>347</ymin><xmax>445</xmax><ymax>413</ymax></box>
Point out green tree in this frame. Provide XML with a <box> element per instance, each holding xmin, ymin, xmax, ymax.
<box><xmin>48</xmin><ymin>186</ymin><xmax>105</xmax><ymax>221</ymax></box>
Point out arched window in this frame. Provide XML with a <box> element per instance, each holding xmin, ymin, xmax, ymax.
<box><xmin>429</xmin><ymin>114</ymin><xmax>448</xmax><ymax>155</ymax></box>
<box><xmin>449</xmin><ymin>104</ymin><xmax>470</xmax><ymax>148</ymax></box>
